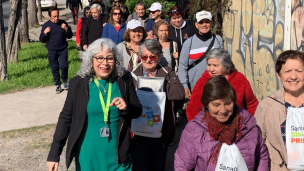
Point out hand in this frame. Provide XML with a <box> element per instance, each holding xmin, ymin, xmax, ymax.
<box><xmin>61</xmin><ymin>23</ymin><xmax>68</xmax><ymax>31</ymax></box>
<box><xmin>172</xmin><ymin>52</ymin><xmax>179</xmax><ymax>59</ymax></box>
<box><xmin>103</xmin><ymin>22</ymin><xmax>107</xmax><ymax>27</ymax></box>
<box><xmin>184</xmin><ymin>88</ymin><xmax>191</xmax><ymax>99</ymax></box>
<box><xmin>47</xmin><ymin>161</ymin><xmax>59</xmax><ymax>171</ymax></box>
<box><xmin>77</xmin><ymin>43</ymin><xmax>81</xmax><ymax>48</ymax></box>
<box><xmin>83</xmin><ymin>45</ymin><xmax>88</xmax><ymax>51</ymax></box>
<box><xmin>146</xmin><ymin>31</ymin><xmax>156</xmax><ymax>39</ymax></box>
<box><xmin>110</xmin><ymin>97</ymin><xmax>127</xmax><ymax>110</ymax></box>
<box><xmin>44</xmin><ymin>26</ymin><xmax>51</xmax><ymax>35</ymax></box>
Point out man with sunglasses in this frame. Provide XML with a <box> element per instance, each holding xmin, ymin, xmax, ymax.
<box><xmin>145</xmin><ymin>2</ymin><xmax>168</xmax><ymax>39</ymax></box>
<box><xmin>177</xmin><ymin>11</ymin><xmax>223</xmax><ymax>100</ymax></box>
<box><xmin>83</xmin><ymin>4</ymin><xmax>109</xmax><ymax>51</ymax></box>
<box><xmin>126</xmin><ymin>2</ymin><xmax>149</xmax><ymax>27</ymax></box>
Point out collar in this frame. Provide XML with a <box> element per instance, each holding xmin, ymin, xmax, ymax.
<box><xmin>143</xmin><ymin>67</ymin><xmax>157</xmax><ymax>77</ymax></box>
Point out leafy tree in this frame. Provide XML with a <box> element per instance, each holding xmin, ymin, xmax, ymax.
<box><xmin>125</xmin><ymin>0</ymin><xmax>176</xmax><ymax>18</ymax></box>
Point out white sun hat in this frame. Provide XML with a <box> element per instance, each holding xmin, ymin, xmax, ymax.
<box><xmin>127</xmin><ymin>19</ymin><xmax>143</xmax><ymax>29</ymax></box>
<box><xmin>196</xmin><ymin>10</ymin><xmax>212</xmax><ymax>22</ymax></box>
<box><xmin>148</xmin><ymin>2</ymin><xmax>162</xmax><ymax>12</ymax></box>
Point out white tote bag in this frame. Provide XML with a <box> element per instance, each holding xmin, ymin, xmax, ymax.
<box><xmin>286</xmin><ymin>107</ymin><xmax>304</xmax><ymax>170</ymax></box>
<box><xmin>215</xmin><ymin>143</ymin><xmax>248</xmax><ymax>171</ymax></box>
<box><xmin>131</xmin><ymin>90</ymin><xmax>166</xmax><ymax>138</ymax></box>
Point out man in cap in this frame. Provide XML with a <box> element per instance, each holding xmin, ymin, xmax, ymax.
<box><xmin>82</xmin><ymin>4</ymin><xmax>109</xmax><ymax>51</ymax></box>
<box><xmin>145</xmin><ymin>2</ymin><xmax>164</xmax><ymax>39</ymax></box>
<box><xmin>177</xmin><ymin>10</ymin><xmax>223</xmax><ymax>99</ymax></box>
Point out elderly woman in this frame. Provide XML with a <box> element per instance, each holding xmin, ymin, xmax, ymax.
<box><xmin>186</xmin><ymin>48</ymin><xmax>258</xmax><ymax>121</ymax></box>
<box><xmin>117</xmin><ymin>19</ymin><xmax>147</xmax><ymax>70</ymax></box>
<box><xmin>175</xmin><ymin>76</ymin><xmax>269</xmax><ymax>171</ymax></box>
<box><xmin>46</xmin><ymin>38</ymin><xmax>142</xmax><ymax>171</ymax></box>
<box><xmin>167</xmin><ymin>6</ymin><xmax>195</xmax><ymax>54</ymax></box>
<box><xmin>102</xmin><ymin>6</ymin><xmax>126</xmax><ymax>45</ymax></box>
<box><xmin>131</xmin><ymin>39</ymin><xmax>185</xmax><ymax>171</ymax></box>
<box><xmin>153</xmin><ymin>19</ymin><xmax>178</xmax><ymax>70</ymax></box>
<box><xmin>255</xmin><ymin>50</ymin><xmax>304</xmax><ymax>170</ymax></box>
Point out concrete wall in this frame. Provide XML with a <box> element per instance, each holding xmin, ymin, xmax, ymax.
<box><xmin>223</xmin><ymin>0</ymin><xmax>286</xmax><ymax>100</ymax></box>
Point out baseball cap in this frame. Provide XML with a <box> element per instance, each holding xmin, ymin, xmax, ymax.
<box><xmin>196</xmin><ymin>11</ymin><xmax>212</xmax><ymax>22</ymax></box>
<box><xmin>127</xmin><ymin>19</ymin><xmax>143</xmax><ymax>29</ymax></box>
<box><xmin>148</xmin><ymin>2</ymin><xmax>162</xmax><ymax>12</ymax></box>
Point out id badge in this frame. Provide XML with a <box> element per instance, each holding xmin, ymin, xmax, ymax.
<box><xmin>100</xmin><ymin>127</ymin><xmax>110</xmax><ymax>137</ymax></box>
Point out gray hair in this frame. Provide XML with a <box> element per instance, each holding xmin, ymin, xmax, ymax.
<box><xmin>77</xmin><ymin>38</ymin><xmax>125</xmax><ymax>80</ymax></box>
<box><xmin>90</xmin><ymin>4</ymin><xmax>102</xmax><ymax>12</ymax></box>
<box><xmin>206</xmin><ymin>48</ymin><xmax>235</xmax><ymax>74</ymax></box>
<box><xmin>135</xmin><ymin>2</ymin><xmax>145</xmax><ymax>9</ymax></box>
<box><xmin>138</xmin><ymin>39</ymin><xmax>163</xmax><ymax>59</ymax></box>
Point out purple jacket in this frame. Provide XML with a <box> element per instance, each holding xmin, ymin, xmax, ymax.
<box><xmin>174</xmin><ymin>106</ymin><xmax>269</xmax><ymax>171</ymax></box>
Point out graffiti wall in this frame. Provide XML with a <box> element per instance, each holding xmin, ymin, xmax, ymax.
<box><xmin>291</xmin><ymin>0</ymin><xmax>304</xmax><ymax>51</ymax></box>
<box><xmin>223</xmin><ymin>0</ymin><xmax>285</xmax><ymax>100</ymax></box>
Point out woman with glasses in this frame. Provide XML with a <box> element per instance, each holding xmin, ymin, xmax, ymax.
<box><xmin>46</xmin><ymin>38</ymin><xmax>142</xmax><ymax>171</ymax></box>
<box><xmin>117</xmin><ymin>19</ymin><xmax>147</xmax><ymax>70</ymax></box>
<box><xmin>168</xmin><ymin>6</ymin><xmax>195</xmax><ymax>54</ymax></box>
<box><xmin>110</xmin><ymin>0</ymin><xmax>129</xmax><ymax>22</ymax></box>
<box><xmin>76</xmin><ymin>6</ymin><xmax>91</xmax><ymax>51</ymax></box>
<box><xmin>186</xmin><ymin>48</ymin><xmax>258</xmax><ymax>121</ymax></box>
<box><xmin>131</xmin><ymin>39</ymin><xmax>185</xmax><ymax>171</ymax></box>
<box><xmin>102</xmin><ymin>6</ymin><xmax>126</xmax><ymax>45</ymax></box>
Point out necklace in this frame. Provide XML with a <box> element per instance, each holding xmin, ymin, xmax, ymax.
<box><xmin>129</xmin><ymin>42</ymin><xmax>139</xmax><ymax>53</ymax></box>
<box><xmin>96</xmin><ymin>81</ymin><xmax>109</xmax><ymax>93</ymax></box>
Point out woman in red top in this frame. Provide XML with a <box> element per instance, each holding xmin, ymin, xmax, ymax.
<box><xmin>76</xmin><ymin>6</ymin><xmax>91</xmax><ymax>50</ymax></box>
<box><xmin>186</xmin><ymin>48</ymin><xmax>258</xmax><ymax>121</ymax></box>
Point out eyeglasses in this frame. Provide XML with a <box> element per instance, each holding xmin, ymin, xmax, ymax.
<box><xmin>113</xmin><ymin>12</ymin><xmax>121</xmax><ymax>16</ymax></box>
<box><xmin>170</xmin><ymin>9</ymin><xmax>181</xmax><ymax>14</ymax></box>
<box><xmin>93</xmin><ymin>56</ymin><xmax>115</xmax><ymax>63</ymax></box>
<box><xmin>114</xmin><ymin>1</ymin><xmax>120</xmax><ymax>3</ymax></box>
<box><xmin>141</xmin><ymin>55</ymin><xmax>158</xmax><ymax>61</ymax></box>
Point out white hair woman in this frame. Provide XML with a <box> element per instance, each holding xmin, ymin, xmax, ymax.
<box><xmin>46</xmin><ymin>38</ymin><xmax>142</xmax><ymax>171</ymax></box>
<box><xmin>131</xmin><ymin>39</ymin><xmax>185</xmax><ymax>171</ymax></box>
<box><xmin>186</xmin><ymin>48</ymin><xmax>258</xmax><ymax>121</ymax></box>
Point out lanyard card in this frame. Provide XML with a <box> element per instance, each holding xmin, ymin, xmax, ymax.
<box><xmin>100</xmin><ymin>127</ymin><xmax>110</xmax><ymax>137</ymax></box>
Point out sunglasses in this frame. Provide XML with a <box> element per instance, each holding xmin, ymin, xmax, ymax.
<box><xmin>113</xmin><ymin>12</ymin><xmax>121</xmax><ymax>16</ymax></box>
<box><xmin>114</xmin><ymin>1</ymin><xmax>120</xmax><ymax>3</ymax></box>
<box><xmin>149</xmin><ymin>10</ymin><xmax>158</xmax><ymax>14</ymax></box>
<box><xmin>141</xmin><ymin>55</ymin><xmax>158</xmax><ymax>61</ymax></box>
<box><xmin>170</xmin><ymin>9</ymin><xmax>181</xmax><ymax>14</ymax></box>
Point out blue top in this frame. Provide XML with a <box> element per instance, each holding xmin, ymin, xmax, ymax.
<box><xmin>145</xmin><ymin>18</ymin><xmax>170</xmax><ymax>33</ymax></box>
<box><xmin>39</xmin><ymin>19</ymin><xmax>73</xmax><ymax>51</ymax></box>
<box><xmin>102</xmin><ymin>22</ymin><xmax>126</xmax><ymax>45</ymax></box>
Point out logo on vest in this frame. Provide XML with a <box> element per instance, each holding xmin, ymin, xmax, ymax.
<box><xmin>218</xmin><ymin>164</ymin><xmax>238</xmax><ymax>171</ymax></box>
<box><xmin>290</xmin><ymin>125</ymin><xmax>304</xmax><ymax>143</ymax></box>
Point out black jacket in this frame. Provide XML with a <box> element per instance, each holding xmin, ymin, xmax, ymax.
<box><xmin>47</xmin><ymin>72</ymin><xmax>142</xmax><ymax>169</ymax></box>
<box><xmin>83</xmin><ymin>14</ymin><xmax>109</xmax><ymax>46</ymax></box>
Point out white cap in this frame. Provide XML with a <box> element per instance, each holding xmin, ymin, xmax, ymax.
<box><xmin>196</xmin><ymin>11</ymin><xmax>212</xmax><ymax>22</ymax></box>
<box><xmin>127</xmin><ymin>19</ymin><xmax>143</xmax><ymax>29</ymax></box>
<box><xmin>148</xmin><ymin>2</ymin><xmax>162</xmax><ymax>11</ymax></box>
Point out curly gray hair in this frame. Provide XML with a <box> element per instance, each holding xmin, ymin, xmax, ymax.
<box><xmin>77</xmin><ymin>38</ymin><xmax>125</xmax><ymax>80</ymax></box>
<box><xmin>138</xmin><ymin>39</ymin><xmax>163</xmax><ymax>58</ymax></box>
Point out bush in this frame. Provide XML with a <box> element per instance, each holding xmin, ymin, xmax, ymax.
<box><xmin>125</xmin><ymin>0</ymin><xmax>176</xmax><ymax>18</ymax></box>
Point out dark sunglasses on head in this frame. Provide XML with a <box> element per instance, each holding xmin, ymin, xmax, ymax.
<box><xmin>141</xmin><ymin>55</ymin><xmax>158</xmax><ymax>61</ymax></box>
<box><xmin>170</xmin><ymin>9</ymin><xmax>181</xmax><ymax>14</ymax></box>
<box><xmin>113</xmin><ymin>12</ymin><xmax>121</xmax><ymax>16</ymax></box>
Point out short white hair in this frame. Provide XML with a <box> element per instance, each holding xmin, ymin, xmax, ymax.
<box><xmin>90</xmin><ymin>4</ymin><xmax>102</xmax><ymax>12</ymax></box>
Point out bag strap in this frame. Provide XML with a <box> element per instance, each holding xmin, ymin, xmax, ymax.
<box><xmin>187</xmin><ymin>34</ymin><xmax>216</xmax><ymax>71</ymax></box>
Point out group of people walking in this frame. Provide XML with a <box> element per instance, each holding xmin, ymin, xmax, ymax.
<box><xmin>40</xmin><ymin>1</ymin><xmax>304</xmax><ymax>171</ymax></box>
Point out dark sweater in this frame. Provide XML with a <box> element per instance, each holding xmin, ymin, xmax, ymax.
<box><xmin>39</xmin><ymin>20</ymin><xmax>73</xmax><ymax>51</ymax></box>
<box><xmin>83</xmin><ymin>15</ymin><xmax>109</xmax><ymax>46</ymax></box>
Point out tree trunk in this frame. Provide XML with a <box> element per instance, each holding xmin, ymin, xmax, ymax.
<box><xmin>27</xmin><ymin>0</ymin><xmax>38</xmax><ymax>28</ymax></box>
<box><xmin>0</xmin><ymin>0</ymin><xmax>8</xmax><ymax>81</ymax></box>
<box><xmin>37</xmin><ymin>0</ymin><xmax>42</xmax><ymax>22</ymax></box>
<box><xmin>6</xmin><ymin>0</ymin><xmax>21</xmax><ymax>63</ymax></box>
<box><xmin>20</xmin><ymin>0</ymin><xmax>29</xmax><ymax>43</ymax></box>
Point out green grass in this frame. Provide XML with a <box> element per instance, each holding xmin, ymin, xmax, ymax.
<box><xmin>0</xmin><ymin>41</ymin><xmax>81</xmax><ymax>94</ymax></box>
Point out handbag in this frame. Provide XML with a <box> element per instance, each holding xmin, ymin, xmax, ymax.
<box><xmin>187</xmin><ymin>34</ymin><xmax>216</xmax><ymax>71</ymax></box>
<box><xmin>286</xmin><ymin>107</ymin><xmax>304</xmax><ymax>170</ymax></box>
<box><xmin>215</xmin><ymin>143</ymin><xmax>248</xmax><ymax>171</ymax></box>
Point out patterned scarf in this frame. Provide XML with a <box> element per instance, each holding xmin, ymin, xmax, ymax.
<box><xmin>126</xmin><ymin>42</ymin><xmax>141</xmax><ymax>70</ymax></box>
<box><xmin>203</xmin><ymin>108</ymin><xmax>243</xmax><ymax>165</ymax></box>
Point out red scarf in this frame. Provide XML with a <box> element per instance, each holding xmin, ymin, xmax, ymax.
<box><xmin>203</xmin><ymin>108</ymin><xmax>243</xmax><ymax>165</ymax></box>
